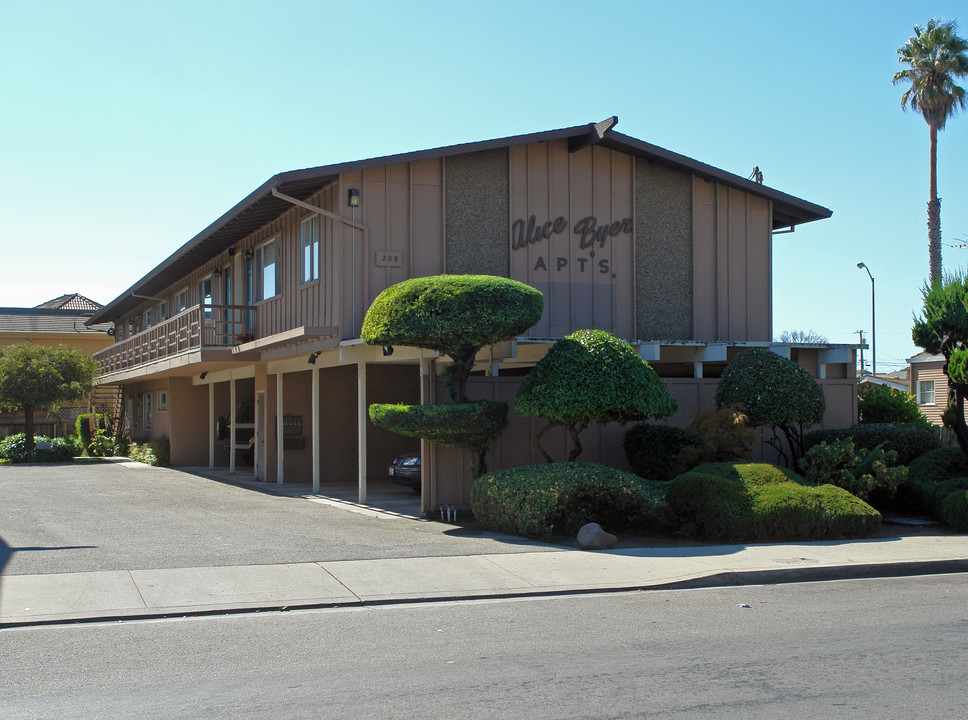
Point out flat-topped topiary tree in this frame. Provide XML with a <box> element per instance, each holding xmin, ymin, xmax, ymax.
<box><xmin>362</xmin><ymin>274</ymin><xmax>543</xmax><ymax>403</ymax></box>
<box><xmin>715</xmin><ymin>348</ymin><xmax>825</xmax><ymax>466</ymax></box>
<box><xmin>362</xmin><ymin>274</ymin><xmax>543</xmax><ymax>477</ymax></box>
<box><xmin>515</xmin><ymin>329</ymin><xmax>677</xmax><ymax>462</ymax></box>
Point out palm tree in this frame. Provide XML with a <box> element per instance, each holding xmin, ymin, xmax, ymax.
<box><xmin>893</xmin><ymin>18</ymin><xmax>968</xmax><ymax>287</ymax></box>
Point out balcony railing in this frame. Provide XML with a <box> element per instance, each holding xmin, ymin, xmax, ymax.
<box><xmin>94</xmin><ymin>304</ymin><xmax>257</xmax><ymax>376</ymax></box>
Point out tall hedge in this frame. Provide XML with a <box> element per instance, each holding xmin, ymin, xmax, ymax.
<box><xmin>516</xmin><ymin>329</ymin><xmax>677</xmax><ymax>462</ymax></box>
<box><xmin>715</xmin><ymin>348</ymin><xmax>825</xmax><ymax>466</ymax></box>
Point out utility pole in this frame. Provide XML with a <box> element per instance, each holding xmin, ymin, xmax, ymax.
<box><xmin>857</xmin><ymin>330</ymin><xmax>866</xmax><ymax>378</ymax></box>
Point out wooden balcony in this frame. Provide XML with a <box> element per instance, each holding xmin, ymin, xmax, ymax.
<box><xmin>94</xmin><ymin>304</ymin><xmax>257</xmax><ymax>376</ymax></box>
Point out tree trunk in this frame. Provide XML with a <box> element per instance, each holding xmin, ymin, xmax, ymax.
<box><xmin>928</xmin><ymin>125</ymin><xmax>942</xmax><ymax>286</ymax></box>
<box><xmin>951</xmin><ymin>388</ymin><xmax>968</xmax><ymax>458</ymax></box>
<box><xmin>23</xmin><ymin>404</ymin><xmax>35</xmax><ymax>452</ymax></box>
<box><xmin>534</xmin><ymin>422</ymin><xmax>556</xmax><ymax>464</ymax></box>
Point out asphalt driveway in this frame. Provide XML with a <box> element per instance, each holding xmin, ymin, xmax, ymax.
<box><xmin>0</xmin><ymin>462</ymin><xmax>548</xmax><ymax>576</ymax></box>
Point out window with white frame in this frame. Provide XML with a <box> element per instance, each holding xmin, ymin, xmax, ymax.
<box><xmin>301</xmin><ymin>215</ymin><xmax>319</xmax><ymax>284</ymax></box>
<box><xmin>174</xmin><ymin>288</ymin><xmax>188</xmax><ymax>313</ymax></box>
<box><xmin>143</xmin><ymin>393</ymin><xmax>153</xmax><ymax>430</ymax></box>
<box><xmin>144</xmin><ymin>308</ymin><xmax>152</xmax><ymax>327</ymax></box>
<box><xmin>256</xmin><ymin>237</ymin><xmax>280</xmax><ymax>301</ymax></box>
<box><xmin>918</xmin><ymin>380</ymin><xmax>936</xmax><ymax>406</ymax></box>
<box><xmin>158</xmin><ymin>301</ymin><xmax>168</xmax><ymax>322</ymax></box>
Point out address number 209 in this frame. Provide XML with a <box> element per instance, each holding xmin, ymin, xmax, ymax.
<box><xmin>376</xmin><ymin>251</ymin><xmax>403</xmax><ymax>267</ymax></box>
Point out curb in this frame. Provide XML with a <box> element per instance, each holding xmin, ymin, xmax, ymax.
<box><xmin>3</xmin><ymin>558</ymin><xmax>966</xmax><ymax>630</ymax></box>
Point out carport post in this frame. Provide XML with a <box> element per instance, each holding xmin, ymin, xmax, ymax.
<box><xmin>357</xmin><ymin>361</ymin><xmax>366</xmax><ymax>504</ymax></box>
<box><xmin>312</xmin><ymin>364</ymin><xmax>320</xmax><ymax>492</ymax></box>
<box><xmin>276</xmin><ymin>372</ymin><xmax>284</xmax><ymax>484</ymax></box>
<box><xmin>208</xmin><ymin>382</ymin><xmax>214</xmax><ymax>469</ymax></box>
<box><xmin>229</xmin><ymin>378</ymin><xmax>237</xmax><ymax>474</ymax></box>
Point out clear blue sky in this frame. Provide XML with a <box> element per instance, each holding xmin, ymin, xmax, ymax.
<box><xmin>3</xmin><ymin>0</ymin><xmax>967</xmax><ymax>373</ymax></box>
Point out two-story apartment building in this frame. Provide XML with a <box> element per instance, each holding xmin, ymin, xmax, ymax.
<box><xmin>87</xmin><ymin>117</ymin><xmax>855</xmax><ymax>514</ymax></box>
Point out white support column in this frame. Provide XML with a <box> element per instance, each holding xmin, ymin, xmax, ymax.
<box><xmin>312</xmin><ymin>364</ymin><xmax>320</xmax><ymax>493</ymax></box>
<box><xmin>818</xmin><ymin>363</ymin><xmax>827</xmax><ymax>380</ymax></box>
<box><xmin>276</xmin><ymin>373</ymin><xmax>284</xmax><ymax>485</ymax></box>
<box><xmin>693</xmin><ymin>362</ymin><xmax>704</xmax><ymax>379</ymax></box>
<box><xmin>357</xmin><ymin>361</ymin><xmax>367</xmax><ymax>504</ymax></box>
<box><xmin>229</xmin><ymin>377</ymin><xmax>236</xmax><ymax>474</ymax></box>
<box><xmin>254</xmin><ymin>390</ymin><xmax>264</xmax><ymax>481</ymax></box>
<box><xmin>208</xmin><ymin>382</ymin><xmax>215</xmax><ymax>469</ymax></box>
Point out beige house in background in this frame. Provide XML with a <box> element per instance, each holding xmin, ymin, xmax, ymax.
<box><xmin>0</xmin><ymin>294</ymin><xmax>114</xmax><ymax>437</ymax></box>
<box><xmin>87</xmin><ymin>117</ymin><xmax>856</xmax><ymax>514</ymax></box>
<box><xmin>908</xmin><ymin>351</ymin><xmax>951</xmax><ymax>426</ymax></box>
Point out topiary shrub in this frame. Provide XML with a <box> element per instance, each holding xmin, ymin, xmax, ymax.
<box><xmin>470</xmin><ymin>462</ymin><xmax>672</xmax><ymax>538</ymax></box>
<box><xmin>369</xmin><ymin>401</ymin><xmax>507</xmax><ymax>478</ymax></box>
<box><xmin>361</xmin><ymin>274</ymin><xmax>543</xmax><ymax>403</ymax></box>
<box><xmin>858</xmin><ymin>383</ymin><xmax>934</xmax><ymax>430</ymax></box>
<box><xmin>127</xmin><ymin>436</ymin><xmax>171</xmax><ymax>466</ymax></box>
<box><xmin>362</xmin><ymin>275</ymin><xmax>542</xmax><ymax>478</ymax></box>
<box><xmin>666</xmin><ymin>462</ymin><xmax>881</xmax><ymax>542</ymax></box>
<box><xmin>516</xmin><ymin>329</ymin><xmax>676</xmax><ymax>462</ymax></box>
<box><xmin>623</xmin><ymin>424</ymin><xmax>694</xmax><ymax>481</ymax></box>
<box><xmin>805</xmin><ymin>424</ymin><xmax>940</xmax><ymax>466</ymax></box>
<box><xmin>715</xmin><ymin>348</ymin><xmax>825</xmax><ymax>466</ymax></box>
<box><xmin>797</xmin><ymin>439</ymin><xmax>907</xmax><ymax>504</ymax></box>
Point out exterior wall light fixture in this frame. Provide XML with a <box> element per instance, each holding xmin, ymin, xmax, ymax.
<box><xmin>212</xmin><ymin>268</ymin><xmax>221</xmax><ymax>278</ymax></box>
<box><xmin>308</xmin><ymin>351</ymin><xmax>321</xmax><ymax>365</ymax></box>
<box><xmin>244</xmin><ymin>249</ymin><xmax>253</xmax><ymax>261</ymax></box>
<box><xmin>200</xmin><ymin>371</ymin><xmax>208</xmax><ymax>380</ymax></box>
<box><xmin>348</xmin><ymin>189</ymin><xmax>360</xmax><ymax>207</ymax></box>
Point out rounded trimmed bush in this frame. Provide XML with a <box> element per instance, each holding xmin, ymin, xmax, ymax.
<box><xmin>666</xmin><ymin>462</ymin><xmax>881</xmax><ymax>542</ymax></box>
<box><xmin>361</xmin><ymin>274</ymin><xmax>543</xmax><ymax>364</ymax></box>
<box><xmin>942</xmin><ymin>490</ymin><xmax>968</xmax><ymax>532</ymax></box>
<box><xmin>369</xmin><ymin>400</ymin><xmax>507</xmax><ymax>453</ymax></box>
<box><xmin>471</xmin><ymin>462</ymin><xmax>671</xmax><ymax>538</ymax></box>
<box><xmin>623</xmin><ymin>424</ymin><xmax>694</xmax><ymax>481</ymax></box>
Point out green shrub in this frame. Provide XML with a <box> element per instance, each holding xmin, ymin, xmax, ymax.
<box><xmin>75</xmin><ymin>413</ymin><xmax>107</xmax><ymax>454</ymax></box>
<box><xmin>361</xmin><ymin>274</ymin><xmax>542</xmax><ymax>402</ymax></box>
<box><xmin>127</xmin><ymin>436</ymin><xmax>171</xmax><ymax>466</ymax></box>
<box><xmin>797</xmin><ymin>439</ymin><xmax>907</xmax><ymax>503</ymax></box>
<box><xmin>942</xmin><ymin>489</ymin><xmax>968</xmax><ymax>532</ymax></box>
<box><xmin>715</xmin><ymin>348</ymin><xmax>825</xmax><ymax>465</ymax></box>
<box><xmin>471</xmin><ymin>462</ymin><xmax>672</xmax><ymax>538</ymax></box>
<box><xmin>665</xmin><ymin>471</ymin><xmax>754</xmax><ymax>541</ymax></box>
<box><xmin>369</xmin><ymin>401</ymin><xmax>507</xmax><ymax>477</ymax></box>
<box><xmin>805</xmin><ymin>424</ymin><xmax>940</xmax><ymax>466</ymax></box>
<box><xmin>857</xmin><ymin>383</ymin><xmax>934</xmax><ymax>430</ymax></box>
<box><xmin>624</xmin><ymin>424</ymin><xmax>694</xmax><ymax>481</ymax></box>
<box><xmin>516</xmin><ymin>329</ymin><xmax>676</xmax><ymax>462</ymax></box>
<box><xmin>669</xmin><ymin>405</ymin><xmax>754</xmax><ymax>475</ymax></box>
<box><xmin>666</xmin><ymin>462</ymin><xmax>881</xmax><ymax>542</ymax></box>
<box><xmin>0</xmin><ymin>433</ymin><xmax>79</xmax><ymax>463</ymax></box>
<box><xmin>907</xmin><ymin>446</ymin><xmax>968</xmax><ymax>484</ymax></box>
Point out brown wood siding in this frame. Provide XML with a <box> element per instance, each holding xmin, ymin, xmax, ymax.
<box><xmin>509</xmin><ymin>140</ymin><xmax>634</xmax><ymax>340</ymax></box>
<box><xmin>692</xmin><ymin>179</ymin><xmax>772</xmax><ymax>342</ymax></box>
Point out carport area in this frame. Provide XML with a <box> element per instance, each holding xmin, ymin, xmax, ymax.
<box><xmin>183</xmin><ymin>466</ymin><xmax>422</xmax><ymax>518</ymax></box>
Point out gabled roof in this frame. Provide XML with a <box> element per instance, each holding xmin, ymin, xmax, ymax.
<box><xmin>89</xmin><ymin>117</ymin><xmax>833</xmax><ymax>325</ymax></box>
<box><xmin>0</xmin><ymin>308</ymin><xmax>112</xmax><ymax>335</ymax></box>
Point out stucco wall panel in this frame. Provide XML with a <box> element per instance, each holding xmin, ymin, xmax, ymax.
<box><xmin>635</xmin><ymin>162</ymin><xmax>693</xmax><ymax>341</ymax></box>
<box><xmin>444</xmin><ymin>149</ymin><xmax>509</xmax><ymax>277</ymax></box>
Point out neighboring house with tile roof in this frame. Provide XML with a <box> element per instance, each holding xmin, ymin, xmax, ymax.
<box><xmin>0</xmin><ymin>295</ymin><xmax>115</xmax><ymax>438</ymax></box>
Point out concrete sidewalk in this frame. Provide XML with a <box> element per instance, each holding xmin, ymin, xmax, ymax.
<box><xmin>4</xmin><ymin>532</ymin><xmax>968</xmax><ymax>627</ymax></box>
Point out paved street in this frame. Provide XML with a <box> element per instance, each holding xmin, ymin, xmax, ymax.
<box><xmin>3</xmin><ymin>575</ymin><xmax>966</xmax><ymax>719</ymax></box>
<box><xmin>0</xmin><ymin>462</ymin><xmax>550</xmax><ymax>576</ymax></box>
